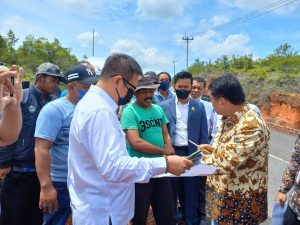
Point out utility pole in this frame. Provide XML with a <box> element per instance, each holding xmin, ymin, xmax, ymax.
<box><xmin>171</xmin><ymin>59</ymin><xmax>177</xmax><ymax>76</ymax></box>
<box><xmin>92</xmin><ymin>29</ymin><xmax>95</xmax><ymax>57</ymax></box>
<box><xmin>182</xmin><ymin>32</ymin><xmax>193</xmax><ymax>70</ymax></box>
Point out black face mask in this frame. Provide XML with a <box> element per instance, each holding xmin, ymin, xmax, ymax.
<box><xmin>175</xmin><ymin>89</ymin><xmax>191</xmax><ymax>100</ymax></box>
<box><xmin>116</xmin><ymin>88</ymin><xmax>135</xmax><ymax>105</ymax></box>
<box><xmin>115</xmin><ymin>77</ymin><xmax>136</xmax><ymax>105</ymax></box>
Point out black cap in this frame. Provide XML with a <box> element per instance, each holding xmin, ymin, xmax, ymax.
<box><xmin>36</xmin><ymin>62</ymin><xmax>66</xmax><ymax>83</ymax></box>
<box><xmin>66</xmin><ymin>64</ymin><xmax>99</xmax><ymax>85</ymax></box>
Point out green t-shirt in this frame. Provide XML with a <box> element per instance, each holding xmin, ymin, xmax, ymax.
<box><xmin>121</xmin><ymin>103</ymin><xmax>169</xmax><ymax>158</ymax></box>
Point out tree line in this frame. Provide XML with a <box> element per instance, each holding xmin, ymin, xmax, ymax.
<box><xmin>1</xmin><ymin>29</ymin><xmax>299</xmax><ymax>104</ymax></box>
<box><xmin>188</xmin><ymin>43</ymin><xmax>300</xmax><ymax>104</ymax></box>
<box><xmin>0</xmin><ymin>30</ymin><xmax>78</xmax><ymax>83</ymax></box>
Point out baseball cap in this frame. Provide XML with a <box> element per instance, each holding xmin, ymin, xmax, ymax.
<box><xmin>135</xmin><ymin>74</ymin><xmax>160</xmax><ymax>92</ymax></box>
<box><xmin>66</xmin><ymin>64</ymin><xmax>98</xmax><ymax>85</ymax></box>
<box><xmin>36</xmin><ymin>62</ymin><xmax>66</xmax><ymax>83</ymax></box>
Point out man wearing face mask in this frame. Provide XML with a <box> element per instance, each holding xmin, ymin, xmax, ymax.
<box><xmin>67</xmin><ymin>53</ymin><xmax>193</xmax><ymax>225</ymax></box>
<box><xmin>160</xmin><ymin>71</ymin><xmax>208</xmax><ymax>225</ymax></box>
<box><xmin>34</xmin><ymin>64</ymin><xmax>97</xmax><ymax>225</ymax></box>
<box><xmin>154</xmin><ymin>72</ymin><xmax>174</xmax><ymax>104</ymax></box>
<box><xmin>121</xmin><ymin>75</ymin><xmax>175</xmax><ymax>225</ymax></box>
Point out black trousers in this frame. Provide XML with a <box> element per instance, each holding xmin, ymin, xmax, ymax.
<box><xmin>0</xmin><ymin>171</ymin><xmax>43</xmax><ymax>225</ymax></box>
<box><xmin>132</xmin><ymin>177</ymin><xmax>174</xmax><ymax>225</ymax></box>
<box><xmin>283</xmin><ymin>205</ymin><xmax>300</xmax><ymax>225</ymax></box>
<box><xmin>197</xmin><ymin>176</ymin><xmax>207</xmax><ymax>220</ymax></box>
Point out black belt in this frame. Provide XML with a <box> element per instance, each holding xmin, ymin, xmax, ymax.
<box><xmin>173</xmin><ymin>146</ymin><xmax>188</xmax><ymax>151</ymax></box>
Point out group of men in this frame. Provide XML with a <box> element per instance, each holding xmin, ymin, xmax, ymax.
<box><xmin>0</xmin><ymin>53</ymin><xmax>272</xmax><ymax>225</ymax></box>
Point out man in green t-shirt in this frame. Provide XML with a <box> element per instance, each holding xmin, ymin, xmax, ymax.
<box><xmin>121</xmin><ymin>74</ymin><xmax>175</xmax><ymax>225</ymax></box>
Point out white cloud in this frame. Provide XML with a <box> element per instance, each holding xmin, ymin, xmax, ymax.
<box><xmin>0</xmin><ymin>15</ymin><xmax>23</xmax><ymax>30</ymax></box>
<box><xmin>110</xmin><ymin>39</ymin><xmax>171</xmax><ymax>72</ymax></box>
<box><xmin>190</xmin><ymin>30</ymin><xmax>252</xmax><ymax>59</ymax></box>
<box><xmin>77</xmin><ymin>31</ymin><xmax>103</xmax><ymax>48</ymax></box>
<box><xmin>219</xmin><ymin>0</ymin><xmax>300</xmax><ymax>15</ymax></box>
<box><xmin>211</xmin><ymin>15</ymin><xmax>230</xmax><ymax>27</ymax></box>
<box><xmin>137</xmin><ymin>0</ymin><xmax>187</xmax><ymax>18</ymax></box>
<box><xmin>51</xmin><ymin>0</ymin><xmax>92</xmax><ymax>9</ymax></box>
<box><xmin>199</xmin><ymin>15</ymin><xmax>230</xmax><ymax>30</ymax></box>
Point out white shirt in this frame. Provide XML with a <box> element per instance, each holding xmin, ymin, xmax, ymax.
<box><xmin>198</xmin><ymin>98</ymin><xmax>214</xmax><ymax>134</ymax></box>
<box><xmin>67</xmin><ymin>85</ymin><xmax>166</xmax><ymax>225</ymax></box>
<box><xmin>173</xmin><ymin>97</ymin><xmax>189</xmax><ymax>146</ymax></box>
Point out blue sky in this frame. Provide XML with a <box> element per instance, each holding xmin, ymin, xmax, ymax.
<box><xmin>1</xmin><ymin>0</ymin><xmax>300</xmax><ymax>75</ymax></box>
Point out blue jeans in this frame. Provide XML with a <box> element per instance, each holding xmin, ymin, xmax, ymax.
<box><xmin>43</xmin><ymin>182</ymin><xmax>71</xmax><ymax>225</ymax></box>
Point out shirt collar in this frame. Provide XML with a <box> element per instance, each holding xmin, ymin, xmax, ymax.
<box><xmin>175</xmin><ymin>96</ymin><xmax>190</xmax><ymax>106</ymax></box>
<box><xmin>89</xmin><ymin>85</ymin><xmax>118</xmax><ymax>112</ymax></box>
<box><xmin>222</xmin><ymin>104</ymin><xmax>249</xmax><ymax>125</ymax></box>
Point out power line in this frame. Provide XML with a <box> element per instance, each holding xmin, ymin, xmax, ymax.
<box><xmin>192</xmin><ymin>0</ymin><xmax>299</xmax><ymax>36</ymax></box>
<box><xmin>171</xmin><ymin>59</ymin><xmax>177</xmax><ymax>76</ymax></box>
<box><xmin>182</xmin><ymin>32</ymin><xmax>193</xmax><ymax>69</ymax></box>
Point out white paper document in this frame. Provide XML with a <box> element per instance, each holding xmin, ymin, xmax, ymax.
<box><xmin>271</xmin><ymin>201</ymin><xmax>287</xmax><ymax>225</ymax></box>
<box><xmin>154</xmin><ymin>162</ymin><xmax>219</xmax><ymax>178</ymax></box>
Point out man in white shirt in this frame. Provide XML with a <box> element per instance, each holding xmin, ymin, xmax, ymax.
<box><xmin>160</xmin><ymin>71</ymin><xmax>208</xmax><ymax>225</ymax></box>
<box><xmin>190</xmin><ymin>77</ymin><xmax>212</xmax><ymax>225</ymax></box>
<box><xmin>191</xmin><ymin>77</ymin><xmax>214</xmax><ymax>142</ymax></box>
<box><xmin>67</xmin><ymin>53</ymin><xmax>193</xmax><ymax>225</ymax></box>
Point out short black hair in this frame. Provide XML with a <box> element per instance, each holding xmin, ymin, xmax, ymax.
<box><xmin>193</xmin><ymin>77</ymin><xmax>206</xmax><ymax>88</ymax></box>
<box><xmin>157</xmin><ymin>72</ymin><xmax>171</xmax><ymax>82</ymax></box>
<box><xmin>173</xmin><ymin>71</ymin><xmax>193</xmax><ymax>85</ymax></box>
<box><xmin>208</xmin><ymin>74</ymin><xmax>245</xmax><ymax>105</ymax></box>
<box><xmin>100</xmin><ymin>53</ymin><xmax>143</xmax><ymax>80</ymax></box>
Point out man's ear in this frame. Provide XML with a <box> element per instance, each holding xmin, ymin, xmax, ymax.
<box><xmin>112</xmin><ymin>75</ymin><xmax>122</xmax><ymax>88</ymax></box>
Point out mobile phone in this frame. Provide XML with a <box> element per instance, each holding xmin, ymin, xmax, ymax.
<box><xmin>10</xmin><ymin>76</ymin><xmax>15</xmax><ymax>97</ymax></box>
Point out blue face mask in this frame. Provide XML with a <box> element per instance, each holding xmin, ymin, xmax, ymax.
<box><xmin>75</xmin><ymin>87</ymin><xmax>87</xmax><ymax>100</ymax></box>
<box><xmin>159</xmin><ymin>81</ymin><xmax>170</xmax><ymax>91</ymax></box>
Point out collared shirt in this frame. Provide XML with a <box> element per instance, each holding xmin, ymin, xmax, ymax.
<box><xmin>202</xmin><ymin>104</ymin><xmax>270</xmax><ymax>225</ymax></box>
<box><xmin>173</xmin><ymin>97</ymin><xmax>189</xmax><ymax>146</ymax></box>
<box><xmin>67</xmin><ymin>85</ymin><xmax>166</xmax><ymax>225</ymax></box>
<box><xmin>195</xmin><ymin>97</ymin><xmax>214</xmax><ymax>135</ymax></box>
<box><xmin>154</xmin><ymin>89</ymin><xmax>174</xmax><ymax>104</ymax></box>
<box><xmin>278</xmin><ymin>133</ymin><xmax>300</xmax><ymax>219</ymax></box>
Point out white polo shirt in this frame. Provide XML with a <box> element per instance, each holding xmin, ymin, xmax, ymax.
<box><xmin>68</xmin><ymin>85</ymin><xmax>166</xmax><ymax>225</ymax></box>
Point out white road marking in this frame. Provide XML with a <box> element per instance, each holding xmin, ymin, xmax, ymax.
<box><xmin>269</xmin><ymin>154</ymin><xmax>289</xmax><ymax>164</ymax></box>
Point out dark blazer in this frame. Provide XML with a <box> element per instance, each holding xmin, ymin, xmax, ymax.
<box><xmin>160</xmin><ymin>97</ymin><xmax>208</xmax><ymax>155</ymax></box>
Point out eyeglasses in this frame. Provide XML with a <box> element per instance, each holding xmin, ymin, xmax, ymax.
<box><xmin>122</xmin><ymin>77</ymin><xmax>136</xmax><ymax>91</ymax></box>
<box><xmin>110</xmin><ymin>74</ymin><xmax>136</xmax><ymax>91</ymax></box>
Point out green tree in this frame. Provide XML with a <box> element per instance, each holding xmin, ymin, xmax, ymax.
<box><xmin>273</xmin><ymin>43</ymin><xmax>297</xmax><ymax>57</ymax></box>
<box><xmin>6</xmin><ymin>30</ymin><xmax>19</xmax><ymax>64</ymax></box>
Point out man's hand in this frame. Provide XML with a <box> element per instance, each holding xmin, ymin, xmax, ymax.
<box><xmin>167</xmin><ymin>155</ymin><xmax>193</xmax><ymax>176</ymax></box>
<box><xmin>276</xmin><ymin>191</ymin><xmax>287</xmax><ymax>208</ymax></box>
<box><xmin>39</xmin><ymin>184</ymin><xmax>58</xmax><ymax>213</ymax></box>
<box><xmin>0</xmin><ymin>66</ymin><xmax>23</xmax><ymax>111</ymax></box>
<box><xmin>0</xmin><ymin>167</ymin><xmax>11</xmax><ymax>180</ymax></box>
<box><xmin>164</xmin><ymin>145</ymin><xmax>175</xmax><ymax>155</ymax></box>
<box><xmin>198</xmin><ymin>144</ymin><xmax>213</xmax><ymax>154</ymax></box>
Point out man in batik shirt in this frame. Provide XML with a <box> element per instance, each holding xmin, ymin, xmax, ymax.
<box><xmin>277</xmin><ymin>133</ymin><xmax>300</xmax><ymax>225</ymax></box>
<box><xmin>199</xmin><ymin>74</ymin><xmax>270</xmax><ymax>225</ymax></box>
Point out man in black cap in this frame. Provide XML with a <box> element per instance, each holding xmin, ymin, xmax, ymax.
<box><xmin>121</xmin><ymin>75</ymin><xmax>175</xmax><ymax>225</ymax></box>
<box><xmin>0</xmin><ymin>62</ymin><xmax>65</xmax><ymax>225</ymax></box>
<box><xmin>34</xmin><ymin>64</ymin><xmax>98</xmax><ymax>225</ymax></box>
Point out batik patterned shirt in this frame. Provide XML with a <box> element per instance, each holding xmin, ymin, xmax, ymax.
<box><xmin>278</xmin><ymin>133</ymin><xmax>300</xmax><ymax>219</ymax></box>
<box><xmin>202</xmin><ymin>104</ymin><xmax>270</xmax><ymax>225</ymax></box>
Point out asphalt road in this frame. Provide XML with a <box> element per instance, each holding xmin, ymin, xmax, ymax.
<box><xmin>262</xmin><ymin>129</ymin><xmax>298</xmax><ymax>225</ymax></box>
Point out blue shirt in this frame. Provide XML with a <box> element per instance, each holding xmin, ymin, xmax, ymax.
<box><xmin>154</xmin><ymin>89</ymin><xmax>174</xmax><ymax>104</ymax></box>
<box><xmin>35</xmin><ymin>97</ymin><xmax>75</xmax><ymax>182</ymax></box>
